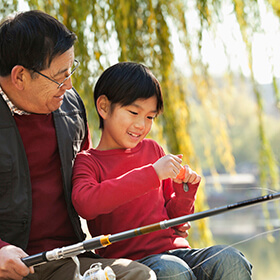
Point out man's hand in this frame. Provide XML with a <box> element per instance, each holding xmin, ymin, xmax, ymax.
<box><xmin>174</xmin><ymin>222</ymin><xmax>191</xmax><ymax>238</ymax></box>
<box><xmin>0</xmin><ymin>245</ymin><xmax>34</xmax><ymax>280</ymax></box>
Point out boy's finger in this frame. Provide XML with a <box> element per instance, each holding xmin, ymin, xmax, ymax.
<box><xmin>193</xmin><ymin>175</ymin><xmax>201</xmax><ymax>184</ymax></box>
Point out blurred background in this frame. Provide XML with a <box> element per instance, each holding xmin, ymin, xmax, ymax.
<box><xmin>1</xmin><ymin>0</ymin><xmax>280</xmax><ymax>278</ymax></box>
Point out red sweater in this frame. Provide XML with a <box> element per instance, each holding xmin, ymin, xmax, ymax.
<box><xmin>72</xmin><ymin>139</ymin><xmax>199</xmax><ymax>260</ymax></box>
<box><xmin>1</xmin><ymin>113</ymin><xmax>90</xmax><ymax>255</ymax></box>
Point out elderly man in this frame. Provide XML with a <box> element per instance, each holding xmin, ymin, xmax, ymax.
<box><xmin>0</xmin><ymin>10</ymin><xmax>155</xmax><ymax>280</ymax></box>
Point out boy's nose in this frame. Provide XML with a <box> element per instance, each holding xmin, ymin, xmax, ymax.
<box><xmin>135</xmin><ymin>118</ymin><xmax>145</xmax><ymax>129</ymax></box>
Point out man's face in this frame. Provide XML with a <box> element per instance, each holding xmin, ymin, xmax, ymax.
<box><xmin>21</xmin><ymin>47</ymin><xmax>75</xmax><ymax>114</ymax></box>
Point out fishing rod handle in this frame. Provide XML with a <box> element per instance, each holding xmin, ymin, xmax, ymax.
<box><xmin>21</xmin><ymin>252</ymin><xmax>47</xmax><ymax>267</ymax></box>
<box><xmin>21</xmin><ymin>242</ymin><xmax>85</xmax><ymax>267</ymax></box>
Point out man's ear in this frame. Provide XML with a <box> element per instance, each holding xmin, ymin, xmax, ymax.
<box><xmin>96</xmin><ymin>95</ymin><xmax>111</xmax><ymax>119</ymax></box>
<box><xmin>10</xmin><ymin>65</ymin><xmax>26</xmax><ymax>90</ymax></box>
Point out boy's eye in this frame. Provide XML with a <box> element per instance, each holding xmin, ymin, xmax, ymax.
<box><xmin>147</xmin><ymin>116</ymin><xmax>155</xmax><ymax>120</ymax></box>
<box><xmin>129</xmin><ymin>110</ymin><xmax>138</xmax><ymax>115</ymax></box>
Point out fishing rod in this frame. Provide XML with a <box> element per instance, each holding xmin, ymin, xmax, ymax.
<box><xmin>22</xmin><ymin>191</ymin><xmax>280</xmax><ymax>267</ymax></box>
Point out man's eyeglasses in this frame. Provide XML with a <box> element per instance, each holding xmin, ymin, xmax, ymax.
<box><xmin>33</xmin><ymin>59</ymin><xmax>80</xmax><ymax>89</ymax></box>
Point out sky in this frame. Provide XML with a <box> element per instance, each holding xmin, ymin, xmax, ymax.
<box><xmin>172</xmin><ymin>0</ymin><xmax>280</xmax><ymax>85</ymax></box>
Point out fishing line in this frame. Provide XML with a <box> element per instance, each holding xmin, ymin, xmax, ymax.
<box><xmin>157</xmin><ymin>226</ymin><xmax>280</xmax><ymax>279</ymax></box>
<box><xmin>191</xmin><ymin>226</ymin><xmax>280</xmax><ymax>270</ymax></box>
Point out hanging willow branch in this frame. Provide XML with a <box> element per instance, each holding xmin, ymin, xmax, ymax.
<box><xmin>1</xmin><ymin>0</ymin><xmax>280</xmax><ymax>246</ymax></box>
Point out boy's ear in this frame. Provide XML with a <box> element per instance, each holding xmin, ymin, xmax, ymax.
<box><xmin>11</xmin><ymin>65</ymin><xmax>26</xmax><ymax>90</ymax></box>
<box><xmin>96</xmin><ymin>95</ymin><xmax>110</xmax><ymax>119</ymax></box>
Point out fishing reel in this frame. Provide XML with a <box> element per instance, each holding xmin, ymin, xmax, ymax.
<box><xmin>72</xmin><ymin>256</ymin><xmax>116</xmax><ymax>280</ymax></box>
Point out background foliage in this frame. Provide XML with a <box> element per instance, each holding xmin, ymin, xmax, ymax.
<box><xmin>1</xmin><ymin>0</ymin><xmax>280</xmax><ymax>251</ymax></box>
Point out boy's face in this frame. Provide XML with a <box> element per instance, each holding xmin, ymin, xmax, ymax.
<box><xmin>98</xmin><ymin>96</ymin><xmax>158</xmax><ymax>150</ymax></box>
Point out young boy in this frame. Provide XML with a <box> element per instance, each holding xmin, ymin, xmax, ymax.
<box><xmin>72</xmin><ymin>62</ymin><xmax>252</xmax><ymax>279</ymax></box>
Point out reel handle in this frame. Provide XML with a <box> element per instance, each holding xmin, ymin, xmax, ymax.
<box><xmin>21</xmin><ymin>252</ymin><xmax>47</xmax><ymax>267</ymax></box>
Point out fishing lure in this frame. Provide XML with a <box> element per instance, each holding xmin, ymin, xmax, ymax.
<box><xmin>176</xmin><ymin>166</ymin><xmax>186</xmax><ymax>180</ymax></box>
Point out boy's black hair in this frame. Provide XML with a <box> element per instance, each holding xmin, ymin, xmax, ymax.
<box><xmin>0</xmin><ymin>10</ymin><xmax>77</xmax><ymax>76</ymax></box>
<box><xmin>94</xmin><ymin>62</ymin><xmax>164</xmax><ymax>129</ymax></box>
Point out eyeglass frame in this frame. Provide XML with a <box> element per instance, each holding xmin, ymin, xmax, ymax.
<box><xmin>32</xmin><ymin>59</ymin><xmax>80</xmax><ymax>89</ymax></box>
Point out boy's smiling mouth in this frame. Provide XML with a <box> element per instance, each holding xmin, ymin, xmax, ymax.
<box><xmin>128</xmin><ymin>131</ymin><xmax>141</xmax><ymax>138</ymax></box>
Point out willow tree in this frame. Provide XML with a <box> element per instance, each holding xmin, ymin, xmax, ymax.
<box><xmin>1</xmin><ymin>0</ymin><xmax>279</xmax><ymax>246</ymax></box>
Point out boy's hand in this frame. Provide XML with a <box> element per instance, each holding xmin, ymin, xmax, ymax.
<box><xmin>174</xmin><ymin>165</ymin><xmax>201</xmax><ymax>185</ymax></box>
<box><xmin>174</xmin><ymin>222</ymin><xmax>191</xmax><ymax>238</ymax></box>
<box><xmin>153</xmin><ymin>154</ymin><xmax>201</xmax><ymax>184</ymax></box>
<box><xmin>153</xmin><ymin>154</ymin><xmax>183</xmax><ymax>180</ymax></box>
